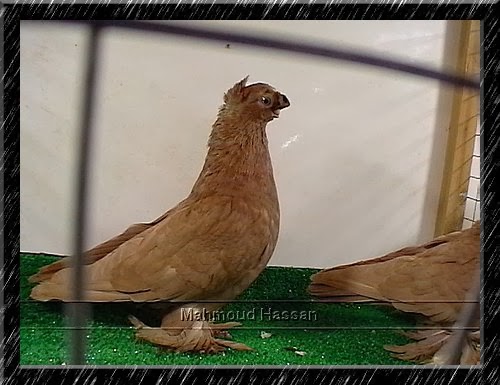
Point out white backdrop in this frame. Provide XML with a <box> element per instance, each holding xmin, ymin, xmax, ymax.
<box><xmin>20</xmin><ymin>21</ymin><xmax>461</xmax><ymax>268</ymax></box>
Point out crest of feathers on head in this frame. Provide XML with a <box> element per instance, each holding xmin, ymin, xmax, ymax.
<box><xmin>223</xmin><ymin>76</ymin><xmax>249</xmax><ymax>105</ymax></box>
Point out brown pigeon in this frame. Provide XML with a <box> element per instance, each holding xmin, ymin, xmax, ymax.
<box><xmin>308</xmin><ymin>222</ymin><xmax>480</xmax><ymax>364</ymax></box>
<box><xmin>29</xmin><ymin>76</ymin><xmax>290</xmax><ymax>353</ymax></box>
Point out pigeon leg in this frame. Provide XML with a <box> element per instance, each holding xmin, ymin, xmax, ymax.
<box><xmin>128</xmin><ymin>304</ymin><xmax>252</xmax><ymax>353</ymax></box>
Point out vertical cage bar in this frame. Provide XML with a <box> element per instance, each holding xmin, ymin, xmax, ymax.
<box><xmin>66</xmin><ymin>24</ymin><xmax>101</xmax><ymax>365</ymax></box>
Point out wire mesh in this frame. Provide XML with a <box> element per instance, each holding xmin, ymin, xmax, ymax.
<box><xmin>463</xmin><ymin>122</ymin><xmax>481</xmax><ymax>229</ymax></box>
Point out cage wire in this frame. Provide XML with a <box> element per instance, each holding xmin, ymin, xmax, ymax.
<box><xmin>47</xmin><ymin>21</ymin><xmax>480</xmax><ymax>365</ymax></box>
<box><xmin>463</xmin><ymin>124</ymin><xmax>481</xmax><ymax>230</ymax></box>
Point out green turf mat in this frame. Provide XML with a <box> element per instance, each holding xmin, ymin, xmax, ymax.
<box><xmin>21</xmin><ymin>253</ymin><xmax>417</xmax><ymax>365</ymax></box>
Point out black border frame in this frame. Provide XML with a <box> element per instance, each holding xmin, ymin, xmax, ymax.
<box><xmin>3</xmin><ymin>3</ymin><xmax>499</xmax><ymax>384</ymax></box>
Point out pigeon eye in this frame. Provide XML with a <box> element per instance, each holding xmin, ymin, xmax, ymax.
<box><xmin>260</xmin><ymin>96</ymin><xmax>272</xmax><ymax>106</ymax></box>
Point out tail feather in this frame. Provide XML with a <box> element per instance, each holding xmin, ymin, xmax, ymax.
<box><xmin>308</xmin><ymin>259</ymin><xmax>397</xmax><ymax>303</ymax></box>
<box><xmin>29</xmin><ymin>204</ymin><xmax>183</xmax><ymax>284</ymax></box>
<box><xmin>308</xmin><ymin>282</ymin><xmax>374</xmax><ymax>302</ymax></box>
<box><xmin>28</xmin><ymin>222</ymin><xmax>159</xmax><ymax>284</ymax></box>
<box><xmin>30</xmin><ymin>279</ymin><xmax>146</xmax><ymax>302</ymax></box>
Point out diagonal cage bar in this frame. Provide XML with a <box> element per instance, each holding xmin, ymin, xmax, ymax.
<box><xmin>54</xmin><ymin>20</ymin><xmax>480</xmax><ymax>90</ymax></box>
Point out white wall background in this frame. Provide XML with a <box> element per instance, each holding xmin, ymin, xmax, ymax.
<box><xmin>20</xmin><ymin>21</ymin><xmax>462</xmax><ymax>268</ymax></box>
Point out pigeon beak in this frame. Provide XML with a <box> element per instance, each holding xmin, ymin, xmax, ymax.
<box><xmin>272</xmin><ymin>93</ymin><xmax>290</xmax><ymax>118</ymax></box>
<box><xmin>278</xmin><ymin>93</ymin><xmax>290</xmax><ymax>109</ymax></box>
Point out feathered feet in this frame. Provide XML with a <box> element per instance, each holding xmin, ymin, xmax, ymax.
<box><xmin>384</xmin><ymin>329</ymin><xmax>480</xmax><ymax>365</ymax></box>
<box><xmin>128</xmin><ymin>315</ymin><xmax>252</xmax><ymax>354</ymax></box>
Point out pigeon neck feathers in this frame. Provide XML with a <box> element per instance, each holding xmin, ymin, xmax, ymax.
<box><xmin>190</xmin><ymin>108</ymin><xmax>276</xmax><ymax>197</ymax></box>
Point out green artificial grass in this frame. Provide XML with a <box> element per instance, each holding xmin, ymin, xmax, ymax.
<box><xmin>21</xmin><ymin>253</ymin><xmax>418</xmax><ymax>366</ymax></box>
